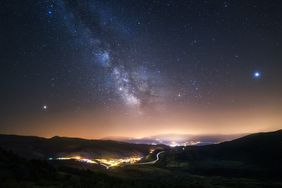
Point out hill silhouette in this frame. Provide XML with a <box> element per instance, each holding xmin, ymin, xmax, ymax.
<box><xmin>0</xmin><ymin>134</ymin><xmax>159</xmax><ymax>159</ymax></box>
<box><xmin>162</xmin><ymin>130</ymin><xmax>282</xmax><ymax>179</ymax></box>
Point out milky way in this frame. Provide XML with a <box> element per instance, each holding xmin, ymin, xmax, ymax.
<box><xmin>51</xmin><ymin>0</ymin><xmax>163</xmax><ymax>113</ymax></box>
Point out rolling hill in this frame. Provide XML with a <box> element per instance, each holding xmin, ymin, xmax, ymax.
<box><xmin>0</xmin><ymin>134</ymin><xmax>161</xmax><ymax>160</ymax></box>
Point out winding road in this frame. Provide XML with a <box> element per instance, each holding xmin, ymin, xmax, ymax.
<box><xmin>135</xmin><ymin>151</ymin><xmax>165</xmax><ymax>165</ymax></box>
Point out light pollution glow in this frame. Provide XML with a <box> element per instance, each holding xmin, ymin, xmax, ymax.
<box><xmin>2</xmin><ymin>98</ymin><xmax>282</xmax><ymax>139</ymax></box>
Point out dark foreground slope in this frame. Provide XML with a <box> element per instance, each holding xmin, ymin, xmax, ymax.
<box><xmin>162</xmin><ymin>130</ymin><xmax>282</xmax><ymax>179</ymax></box>
<box><xmin>1</xmin><ymin>147</ymin><xmax>282</xmax><ymax>188</ymax></box>
<box><xmin>0</xmin><ymin>130</ymin><xmax>282</xmax><ymax>188</ymax></box>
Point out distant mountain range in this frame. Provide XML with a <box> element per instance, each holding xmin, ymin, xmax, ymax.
<box><xmin>103</xmin><ymin>133</ymin><xmax>247</xmax><ymax>146</ymax></box>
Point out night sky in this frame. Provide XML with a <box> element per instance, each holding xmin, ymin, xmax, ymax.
<box><xmin>1</xmin><ymin>0</ymin><xmax>282</xmax><ymax>138</ymax></box>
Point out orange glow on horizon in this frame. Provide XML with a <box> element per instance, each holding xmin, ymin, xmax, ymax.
<box><xmin>1</xmin><ymin>97</ymin><xmax>282</xmax><ymax>139</ymax></box>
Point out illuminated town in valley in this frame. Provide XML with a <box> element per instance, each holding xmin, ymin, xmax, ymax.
<box><xmin>49</xmin><ymin>155</ymin><xmax>143</xmax><ymax>169</ymax></box>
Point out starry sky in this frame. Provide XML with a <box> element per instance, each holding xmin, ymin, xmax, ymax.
<box><xmin>1</xmin><ymin>0</ymin><xmax>282</xmax><ymax>138</ymax></box>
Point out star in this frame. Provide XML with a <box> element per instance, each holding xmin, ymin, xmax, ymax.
<box><xmin>253</xmin><ymin>71</ymin><xmax>261</xmax><ymax>79</ymax></box>
<box><xmin>42</xmin><ymin>105</ymin><xmax>48</xmax><ymax>110</ymax></box>
<box><xmin>48</xmin><ymin>10</ymin><xmax>53</xmax><ymax>16</ymax></box>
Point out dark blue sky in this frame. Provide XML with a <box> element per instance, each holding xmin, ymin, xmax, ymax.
<box><xmin>0</xmin><ymin>0</ymin><xmax>282</xmax><ymax>137</ymax></box>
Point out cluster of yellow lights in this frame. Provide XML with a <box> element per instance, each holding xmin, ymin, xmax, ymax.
<box><xmin>51</xmin><ymin>155</ymin><xmax>143</xmax><ymax>168</ymax></box>
<box><xmin>55</xmin><ymin>156</ymin><xmax>97</xmax><ymax>164</ymax></box>
<box><xmin>95</xmin><ymin>156</ymin><xmax>142</xmax><ymax>168</ymax></box>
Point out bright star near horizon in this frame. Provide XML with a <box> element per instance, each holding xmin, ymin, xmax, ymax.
<box><xmin>42</xmin><ymin>105</ymin><xmax>48</xmax><ymax>110</ymax></box>
<box><xmin>253</xmin><ymin>71</ymin><xmax>261</xmax><ymax>79</ymax></box>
